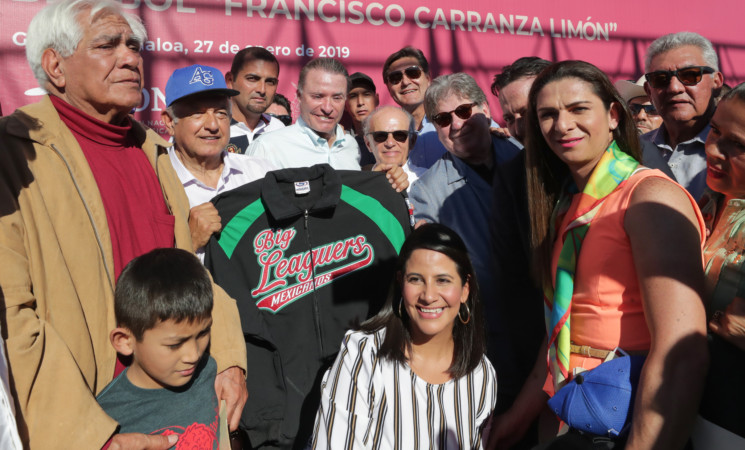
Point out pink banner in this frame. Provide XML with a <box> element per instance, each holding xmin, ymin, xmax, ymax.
<box><xmin>2</xmin><ymin>0</ymin><xmax>744</xmax><ymax>132</ymax></box>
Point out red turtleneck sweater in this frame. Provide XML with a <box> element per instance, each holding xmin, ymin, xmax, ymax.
<box><xmin>51</xmin><ymin>96</ymin><xmax>175</xmax><ymax>378</ymax></box>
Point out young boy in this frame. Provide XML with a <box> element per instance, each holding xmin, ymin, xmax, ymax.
<box><xmin>97</xmin><ymin>248</ymin><xmax>218</xmax><ymax>448</ymax></box>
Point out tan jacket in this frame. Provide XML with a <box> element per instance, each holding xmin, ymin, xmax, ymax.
<box><xmin>0</xmin><ymin>96</ymin><xmax>246</xmax><ymax>448</ymax></box>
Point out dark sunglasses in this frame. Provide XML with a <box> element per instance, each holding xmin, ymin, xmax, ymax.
<box><xmin>431</xmin><ymin>103</ymin><xmax>478</xmax><ymax>128</ymax></box>
<box><xmin>268</xmin><ymin>113</ymin><xmax>292</xmax><ymax>126</ymax></box>
<box><xmin>629</xmin><ymin>103</ymin><xmax>659</xmax><ymax>115</ymax></box>
<box><xmin>385</xmin><ymin>66</ymin><xmax>423</xmax><ymax>85</ymax></box>
<box><xmin>367</xmin><ymin>130</ymin><xmax>411</xmax><ymax>143</ymax></box>
<box><xmin>644</xmin><ymin>66</ymin><xmax>715</xmax><ymax>89</ymax></box>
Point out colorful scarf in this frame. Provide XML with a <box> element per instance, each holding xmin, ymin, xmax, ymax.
<box><xmin>544</xmin><ymin>140</ymin><xmax>638</xmax><ymax>391</ymax></box>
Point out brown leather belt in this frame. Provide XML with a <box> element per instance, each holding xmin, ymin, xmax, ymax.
<box><xmin>569</xmin><ymin>344</ymin><xmax>613</xmax><ymax>359</ymax></box>
<box><xmin>570</xmin><ymin>343</ymin><xmax>648</xmax><ymax>359</ymax></box>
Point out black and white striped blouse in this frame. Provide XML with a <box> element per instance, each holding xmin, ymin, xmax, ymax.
<box><xmin>312</xmin><ymin>329</ymin><xmax>497</xmax><ymax>449</ymax></box>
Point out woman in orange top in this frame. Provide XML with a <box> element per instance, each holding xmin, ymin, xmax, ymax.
<box><xmin>487</xmin><ymin>61</ymin><xmax>708</xmax><ymax>449</ymax></box>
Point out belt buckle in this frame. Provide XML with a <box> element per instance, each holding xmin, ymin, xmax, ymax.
<box><xmin>605</xmin><ymin>346</ymin><xmax>628</xmax><ymax>362</ymax></box>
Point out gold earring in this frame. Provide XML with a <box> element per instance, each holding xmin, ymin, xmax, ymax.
<box><xmin>458</xmin><ymin>302</ymin><xmax>471</xmax><ymax>325</ymax></box>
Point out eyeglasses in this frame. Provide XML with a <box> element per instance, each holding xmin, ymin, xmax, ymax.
<box><xmin>367</xmin><ymin>130</ymin><xmax>411</xmax><ymax>143</ymax></box>
<box><xmin>385</xmin><ymin>66</ymin><xmax>423</xmax><ymax>85</ymax></box>
<box><xmin>268</xmin><ymin>113</ymin><xmax>292</xmax><ymax>126</ymax></box>
<box><xmin>629</xmin><ymin>103</ymin><xmax>659</xmax><ymax>116</ymax></box>
<box><xmin>431</xmin><ymin>103</ymin><xmax>478</xmax><ymax>128</ymax></box>
<box><xmin>644</xmin><ymin>66</ymin><xmax>715</xmax><ymax>89</ymax></box>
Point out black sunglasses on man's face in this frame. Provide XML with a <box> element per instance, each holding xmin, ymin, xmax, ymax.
<box><xmin>644</xmin><ymin>66</ymin><xmax>715</xmax><ymax>89</ymax></box>
<box><xmin>367</xmin><ymin>130</ymin><xmax>410</xmax><ymax>143</ymax></box>
<box><xmin>385</xmin><ymin>66</ymin><xmax>423</xmax><ymax>85</ymax></box>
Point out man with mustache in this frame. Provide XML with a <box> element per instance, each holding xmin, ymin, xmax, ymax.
<box><xmin>642</xmin><ymin>31</ymin><xmax>724</xmax><ymax>200</ymax></box>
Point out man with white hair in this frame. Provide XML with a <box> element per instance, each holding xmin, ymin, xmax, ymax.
<box><xmin>0</xmin><ymin>1</ymin><xmax>246</xmax><ymax>447</ymax></box>
<box><xmin>361</xmin><ymin>105</ymin><xmax>425</xmax><ymax>186</ymax></box>
<box><xmin>643</xmin><ymin>31</ymin><xmax>724</xmax><ymax>199</ymax></box>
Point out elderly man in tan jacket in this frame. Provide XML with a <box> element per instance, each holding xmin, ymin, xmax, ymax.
<box><xmin>0</xmin><ymin>1</ymin><xmax>246</xmax><ymax>448</ymax></box>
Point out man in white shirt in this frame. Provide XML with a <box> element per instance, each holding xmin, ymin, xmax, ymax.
<box><xmin>162</xmin><ymin>64</ymin><xmax>276</xmax><ymax>257</ymax></box>
<box><xmin>246</xmin><ymin>57</ymin><xmax>362</xmax><ymax>170</ymax></box>
<box><xmin>225</xmin><ymin>47</ymin><xmax>285</xmax><ymax>153</ymax></box>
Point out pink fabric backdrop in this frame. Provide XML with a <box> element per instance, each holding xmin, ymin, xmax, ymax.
<box><xmin>2</xmin><ymin>0</ymin><xmax>743</xmax><ymax>132</ymax></box>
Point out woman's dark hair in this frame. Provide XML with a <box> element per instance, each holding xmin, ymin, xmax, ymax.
<box><xmin>524</xmin><ymin>60</ymin><xmax>642</xmax><ymax>287</ymax></box>
<box><xmin>358</xmin><ymin>223</ymin><xmax>485</xmax><ymax>378</ymax></box>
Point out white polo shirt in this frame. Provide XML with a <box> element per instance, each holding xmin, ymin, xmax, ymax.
<box><xmin>246</xmin><ymin>117</ymin><xmax>361</xmax><ymax>170</ymax></box>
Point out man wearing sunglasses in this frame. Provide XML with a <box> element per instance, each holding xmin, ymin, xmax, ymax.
<box><xmin>642</xmin><ymin>31</ymin><xmax>724</xmax><ymax>200</ymax></box>
<box><xmin>361</xmin><ymin>106</ymin><xmax>426</xmax><ymax>187</ymax></box>
<box><xmin>616</xmin><ymin>76</ymin><xmax>664</xmax><ymax>135</ymax></box>
<box><xmin>410</xmin><ymin>73</ymin><xmax>521</xmax><ymax>399</ymax></box>
<box><xmin>382</xmin><ymin>47</ymin><xmax>449</xmax><ymax>171</ymax></box>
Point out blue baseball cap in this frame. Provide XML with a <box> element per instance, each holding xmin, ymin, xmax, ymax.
<box><xmin>165</xmin><ymin>64</ymin><xmax>239</xmax><ymax>107</ymax></box>
<box><xmin>547</xmin><ymin>355</ymin><xmax>645</xmax><ymax>438</ymax></box>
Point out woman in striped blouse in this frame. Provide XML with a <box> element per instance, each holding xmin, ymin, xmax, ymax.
<box><xmin>311</xmin><ymin>223</ymin><xmax>497</xmax><ymax>449</ymax></box>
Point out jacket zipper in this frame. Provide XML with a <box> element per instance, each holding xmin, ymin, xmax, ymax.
<box><xmin>304</xmin><ymin>210</ymin><xmax>324</xmax><ymax>357</ymax></box>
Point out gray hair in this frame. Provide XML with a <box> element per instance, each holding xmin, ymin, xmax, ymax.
<box><xmin>164</xmin><ymin>105</ymin><xmax>179</xmax><ymax>125</ymax></box>
<box><xmin>645</xmin><ymin>32</ymin><xmax>719</xmax><ymax>72</ymax></box>
<box><xmin>297</xmin><ymin>57</ymin><xmax>350</xmax><ymax>95</ymax></box>
<box><xmin>362</xmin><ymin>106</ymin><xmax>416</xmax><ymax>149</ymax></box>
<box><xmin>424</xmin><ymin>73</ymin><xmax>488</xmax><ymax>122</ymax></box>
<box><xmin>26</xmin><ymin>0</ymin><xmax>147</xmax><ymax>87</ymax></box>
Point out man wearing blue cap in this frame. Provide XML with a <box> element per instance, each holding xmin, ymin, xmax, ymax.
<box><xmin>162</xmin><ymin>64</ymin><xmax>277</xmax><ymax>258</ymax></box>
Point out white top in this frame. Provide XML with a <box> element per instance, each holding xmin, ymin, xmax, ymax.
<box><xmin>168</xmin><ymin>147</ymin><xmax>276</xmax><ymax>208</ymax></box>
<box><xmin>229</xmin><ymin>113</ymin><xmax>285</xmax><ymax>145</ymax></box>
<box><xmin>246</xmin><ymin>117</ymin><xmax>361</xmax><ymax>170</ymax></box>
<box><xmin>312</xmin><ymin>329</ymin><xmax>497</xmax><ymax>449</ymax></box>
<box><xmin>0</xmin><ymin>334</ymin><xmax>21</xmax><ymax>450</ymax></box>
<box><xmin>402</xmin><ymin>161</ymin><xmax>426</xmax><ymax>193</ymax></box>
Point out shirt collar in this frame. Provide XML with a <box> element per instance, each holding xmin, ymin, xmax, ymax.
<box><xmin>168</xmin><ymin>146</ymin><xmax>242</xmax><ymax>187</ymax></box>
<box><xmin>652</xmin><ymin>123</ymin><xmax>710</xmax><ymax>150</ymax></box>
<box><xmin>230</xmin><ymin>114</ymin><xmax>271</xmax><ymax>132</ymax></box>
<box><xmin>297</xmin><ymin>116</ymin><xmax>348</xmax><ymax>146</ymax></box>
<box><xmin>261</xmin><ymin>163</ymin><xmax>342</xmax><ymax>220</ymax></box>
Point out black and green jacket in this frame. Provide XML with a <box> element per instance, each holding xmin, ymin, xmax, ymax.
<box><xmin>205</xmin><ymin>164</ymin><xmax>412</xmax><ymax>448</ymax></box>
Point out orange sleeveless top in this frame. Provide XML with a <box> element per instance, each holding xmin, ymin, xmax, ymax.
<box><xmin>550</xmin><ymin>169</ymin><xmax>705</xmax><ymax>375</ymax></box>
